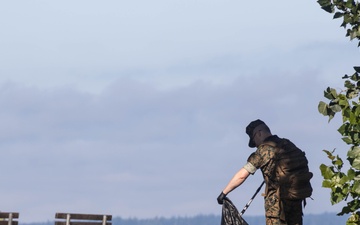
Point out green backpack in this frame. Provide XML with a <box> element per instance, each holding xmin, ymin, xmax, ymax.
<box><xmin>264</xmin><ymin>138</ymin><xmax>313</xmax><ymax>200</ymax></box>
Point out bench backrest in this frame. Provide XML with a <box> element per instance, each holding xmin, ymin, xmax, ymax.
<box><xmin>55</xmin><ymin>213</ymin><xmax>112</xmax><ymax>225</ymax></box>
<box><xmin>0</xmin><ymin>212</ymin><xmax>19</xmax><ymax>225</ymax></box>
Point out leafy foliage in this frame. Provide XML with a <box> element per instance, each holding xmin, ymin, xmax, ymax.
<box><xmin>317</xmin><ymin>0</ymin><xmax>360</xmax><ymax>45</ymax></box>
<box><xmin>319</xmin><ymin>70</ymin><xmax>360</xmax><ymax>224</ymax></box>
<box><xmin>317</xmin><ymin>0</ymin><xmax>360</xmax><ymax>223</ymax></box>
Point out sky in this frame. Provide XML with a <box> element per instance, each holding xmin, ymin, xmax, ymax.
<box><xmin>1</xmin><ymin>0</ymin><xmax>360</xmax><ymax>223</ymax></box>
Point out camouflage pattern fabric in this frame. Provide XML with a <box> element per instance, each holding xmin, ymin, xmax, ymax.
<box><xmin>264</xmin><ymin>199</ymin><xmax>303</xmax><ymax>225</ymax></box>
<box><xmin>221</xmin><ymin>197</ymin><xmax>248</xmax><ymax>225</ymax></box>
<box><xmin>247</xmin><ymin>135</ymin><xmax>303</xmax><ymax>225</ymax></box>
<box><xmin>265</xmin><ymin>217</ymin><xmax>287</xmax><ymax>225</ymax></box>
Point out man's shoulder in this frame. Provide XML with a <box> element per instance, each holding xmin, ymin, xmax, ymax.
<box><xmin>261</xmin><ymin>136</ymin><xmax>297</xmax><ymax>149</ymax></box>
<box><xmin>255</xmin><ymin>143</ymin><xmax>277</xmax><ymax>159</ymax></box>
<box><xmin>258</xmin><ymin>141</ymin><xmax>277</xmax><ymax>151</ymax></box>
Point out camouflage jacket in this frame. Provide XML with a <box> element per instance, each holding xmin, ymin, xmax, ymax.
<box><xmin>246</xmin><ymin>135</ymin><xmax>281</xmax><ymax>218</ymax></box>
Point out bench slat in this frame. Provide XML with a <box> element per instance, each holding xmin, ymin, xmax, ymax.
<box><xmin>55</xmin><ymin>213</ymin><xmax>112</xmax><ymax>221</ymax></box>
<box><xmin>0</xmin><ymin>213</ymin><xmax>19</xmax><ymax>219</ymax></box>
<box><xmin>55</xmin><ymin>222</ymin><xmax>111</xmax><ymax>225</ymax></box>
<box><xmin>0</xmin><ymin>221</ymin><xmax>18</xmax><ymax>225</ymax></box>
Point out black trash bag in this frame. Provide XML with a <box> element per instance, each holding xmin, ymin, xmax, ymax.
<box><xmin>221</xmin><ymin>197</ymin><xmax>249</xmax><ymax>225</ymax></box>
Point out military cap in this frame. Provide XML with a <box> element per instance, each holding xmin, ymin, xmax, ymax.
<box><xmin>246</xmin><ymin>119</ymin><xmax>267</xmax><ymax>148</ymax></box>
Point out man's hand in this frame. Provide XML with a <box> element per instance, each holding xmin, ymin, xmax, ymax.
<box><xmin>217</xmin><ymin>192</ymin><xmax>226</xmax><ymax>205</ymax></box>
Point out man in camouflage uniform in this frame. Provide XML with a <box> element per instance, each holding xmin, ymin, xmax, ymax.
<box><xmin>217</xmin><ymin>119</ymin><xmax>303</xmax><ymax>225</ymax></box>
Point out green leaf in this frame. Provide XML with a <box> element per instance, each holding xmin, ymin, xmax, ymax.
<box><xmin>334</xmin><ymin>12</ymin><xmax>345</xmax><ymax>18</ymax></box>
<box><xmin>350</xmin><ymin>29</ymin><xmax>358</xmax><ymax>40</ymax></box>
<box><xmin>324</xmin><ymin>87</ymin><xmax>338</xmax><ymax>99</ymax></box>
<box><xmin>317</xmin><ymin>0</ymin><xmax>331</xmax><ymax>7</ymax></box>
<box><xmin>349</xmin><ymin>111</ymin><xmax>357</xmax><ymax>123</ymax></box>
<box><xmin>338</xmin><ymin>205</ymin><xmax>352</xmax><ymax>215</ymax></box>
<box><xmin>344</xmin><ymin>14</ymin><xmax>352</xmax><ymax>24</ymax></box>
<box><xmin>343</xmin><ymin>108</ymin><xmax>351</xmax><ymax>122</ymax></box>
<box><xmin>343</xmin><ymin>136</ymin><xmax>354</xmax><ymax>145</ymax></box>
<box><xmin>323</xmin><ymin>180</ymin><xmax>332</xmax><ymax>188</ymax></box>
<box><xmin>347</xmin><ymin>89</ymin><xmax>359</xmax><ymax>99</ymax></box>
<box><xmin>331</xmin><ymin>87</ymin><xmax>338</xmax><ymax>98</ymax></box>
<box><xmin>324</xmin><ymin>149</ymin><xmax>336</xmax><ymax>160</ymax></box>
<box><xmin>338</xmin><ymin>123</ymin><xmax>349</xmax><ymax>136</ymax></box>
<box><xmin>339</xmin><ymin>174</ymin><xmax>349</xmax><ymax>184</ymax></box>
<box><xmin>355</xmin><ymin>106</ymin><xmax>360</xmax><ymax>117</ymax></box>
<box><xmin>334</xmin><ymin>156</ymin><xmax>344</xmax><ymax>168</ymax></box>
<box><xmin>348</xmin><ymin>169</ymin><xmax>356</xmax><ymax>180</ymax></box>
<box><xmin>351</xmin><ymin>157</ymin><xmax>360</xmax><ymax>170</ymax></box>
<box><xmin>347</xmin><ymin>221</ymin><xmax>358</xmax><ymax>225</ymax></box>
<box><xmin>321</xmin><ymin>5</ymin><xmax>334</xmax><ymax>13</ymax></box>
<box><xmin>347</xmin><ymin>212</ymin><xmax>360</xmax><ymax>225</ymax></box>
<box><xmin>350</xmin><ymin>72</ymin><xmax>360</xmax><ymax>81</ymax></box>
<box><xmin>330</xmin><ymin>104</ymin><xmax>342</xmax><ymax>112</ymax></box>
<box><xmin>354</xmin><ymin>67</ymin><xmax>360</xmax><ymax>73</ymax></box>
<box><xmin>345</xmin><ymin>80</ymin><xmax>355</xmax><ymax>88</ymax></box>
<box><xmin>320</xmin><ymin>163</ymin><xmax>335</xmax><ymax>179</ymax></box>
<box><xmin>347</xmin><ymin>146</ymin><xmax>360</xmax><ymax>170</ymax></box>
<box><xmin>331</xmin><ymin>187</ymin><xmax>347</xmax><ymax>204</ymax></box>
<box><xmin>346</xmin><ymin>29</ymin><xmax>351</xmax><ymax>38</ymax></box>
<box><xmin>319</xmin><ymin>101</ymin><xmax>329</xmax><ymax>116</ymax></box>
<box><xmin>353</xmin><ymin>132</ymin><xmax>360</xmax><ymax>145</ymax></box>
<box><xmin>346</xmin><ymin>0</ymin><xmax>355</xmax><ymax>8</ymax></box>
<box><xmin>354</xmin><ymin>181</ymin><xmax>360</xmax><ymax>195</ymax></box>
<box><xmin>341</xmin><ymin>21</ymin><xmax>347</xmax><ymax>28</ymax></box>
<box><xmin>347</xmin><ymin>146</ymin><xmax>360</xmax><ymax>158</ymax></box>
<box><xmin>339</xmin><ymin>99</ymin><xmax>349</xmax><ymax>107</ymax></box>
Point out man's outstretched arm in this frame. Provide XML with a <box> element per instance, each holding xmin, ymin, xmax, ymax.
<box><xmin>217</xmin><ymin>168</ymin><xmax>250</xmax><ymax>204</ymax></box>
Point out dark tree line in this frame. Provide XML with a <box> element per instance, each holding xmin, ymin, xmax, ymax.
<box><xmin>24</xmin><ymin>213</ymin><xmax>345</xmax><ymax>225</ymax></box>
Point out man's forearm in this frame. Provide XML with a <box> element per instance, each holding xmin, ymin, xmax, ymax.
<box><xmin>223</xmin><ymin>168</ymin><xmax>250</xmax><ymax>195</ymax></box>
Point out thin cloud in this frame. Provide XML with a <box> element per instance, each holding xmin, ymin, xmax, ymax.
<box><xmin>0</xmin><ymin>72</ymin><xmax>346</xmax><ymax>221</ymax></box>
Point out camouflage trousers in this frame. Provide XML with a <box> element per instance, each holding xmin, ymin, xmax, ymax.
<box><xmin>265</xmin><ymin>198</ymin><xmax>303</xmax><ymax>225</ymax></box>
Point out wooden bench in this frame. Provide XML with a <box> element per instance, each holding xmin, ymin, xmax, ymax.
<box><xmin>55</xmin><ymin>213</ymin><xmax>112</xmax><ymax>225</ymax></box>
<box><xmin>0</xmin><ymin>212</ymin><xmax>19</xmax><ymax>225</ymax></box>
